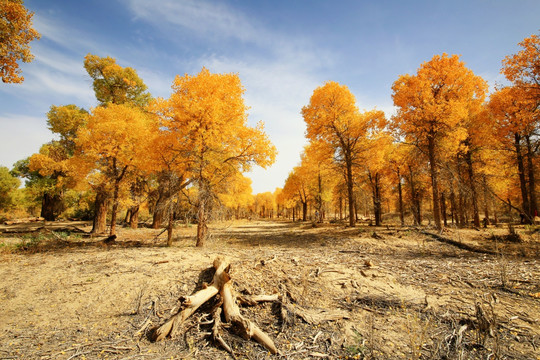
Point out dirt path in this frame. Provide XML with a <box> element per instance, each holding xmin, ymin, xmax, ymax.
<box><xmin>1</xmin><ymin>220</ymin><xmax>539</xmax><ymax>359</ymax></box>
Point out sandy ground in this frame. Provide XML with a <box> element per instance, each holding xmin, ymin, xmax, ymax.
<box><xmin>0</xmin><ymin>220</ymin><xmax>539</xmax><ymax>359</ymax></box>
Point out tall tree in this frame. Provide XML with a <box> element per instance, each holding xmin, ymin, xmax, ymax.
<box><xmin>28</xmin><ymin>105</ymin><xmax>88</xmax><ymax>220</ymax></box>
<box><xmin>501</xmin><ymin>33</ymin><xmax>540</xmax><ymax>221</ymax></box>
<box><xmin>75</xmin><ymin>104</ymin><xmax>157</xmax><ymax>235</ymax></box>
<box><xmin>392</xmin><ymin>54</ymin><xmax>487</xmax><ymax>229</ymax></box>
<box><xmin>154</xmin><ymin>68</ymin><xmax>276</xmax><ymax>246</ymax></box>
<box><xmin>302</xmin><ymin>81</ymin><xmax>385</xmax><ymax>227</ymax></box>
<box><xmin>83</xmin><ymin>54</ymin><xmax>152</xmax><ymax>232</ymax></box>
<box><xmin>488</xmin><ymin>86</ymin><xmax>538</xmax><ymax>222</ymax></box>
<box><xmin>0</xmin><ymin>0</ymin><xmax>40</xmax><ymax>83</ymax></box>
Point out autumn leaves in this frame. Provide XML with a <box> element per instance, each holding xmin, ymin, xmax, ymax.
<box><xmin>29</xmin><ymin>57</ymin><xmax>276</xmax><ymax>245</ymax></box>
<box><xmin>283</xmin><ymin>34</ymin><xmax>539</xmax><ymax>229</ymax></box>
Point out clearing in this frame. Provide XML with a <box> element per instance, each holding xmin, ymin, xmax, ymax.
<box><xmin>0</xmin><ymin>220</ymin><xmax>539</xmax><ymax>359</ymax></box>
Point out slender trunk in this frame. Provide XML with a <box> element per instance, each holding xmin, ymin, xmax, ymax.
<box><xmin>428</xmin><ymin>137</ymin><xmax>442</xmax><ymax>229</ymax></box>
<box><xmin>482</xmin><ymin>175</ymin><xmax>490</xmax><ymax>225</ymax></box>
<box><xmin>525</xmin><ymin>135</ymin><xmax>537</xmax><ymax>220</ymax></box>
<box><xmin>167</xmin><ymin>202</ymin><xmax>173</xmax><ymax>247</ymax></box>
<box><xmin>515</xmin><ymin>133</ymin><xmax>530</xmax><ymax>222</ymax></box>
<box><xmin>346</xmin><ymin>159</ymin><xmax>355</xmax><ymax>227</ymax></box>
<box><xmin>441</xmin><ymin>191</ymin><xmax>447</xmax><ymax>227</ymax></box>
<box><xmin>450</xmin><ymin>186</ymin><xmax>457</xmax><ymax>225</ymax></box>
<box><xmin>397</xmin><ymin>169</ymin><xmax>404</xmax><ymax>226</ymax></box>
<box><xmin>196</xmin><ymin>196</ymin><xmax>208</xmax><ymax>247</ymax></box>
<box><xmin>302</xmin><ymin>201</ymin><xmax>307</xmax><ymax>221</ymax></box>
<box><xmin>408</xmin><ymin>165</ymin><xmax>421</xmax><ymax>226</ymax></box>
<box><xmin>465</xmin><ymin>149</ymin><xmax>480</xmax><ymax>228</ymax></box>
<box><xmin>92</xmin><ymin>187</ymin><xmax>109</xmax><ymax>234</ymax></box>
<box><xmin>370</xmin><ymin>172</ymin><xmax>382</xmax><ymax>226</ymax></box>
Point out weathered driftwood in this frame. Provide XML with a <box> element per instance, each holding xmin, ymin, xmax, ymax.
<box><xmin>151</xmin><ymin>257</ymin><xmax>230</xmax><ymax>341</ymax></box>
<box><xmin>151</xmin><ymin>256</ymin><xmax>277</xmax><ymax>354</ymax></box>
<box><xmin>221</xmin><ymin>271</ymin><xmax>278</xmax><ymax>354</ymax></box>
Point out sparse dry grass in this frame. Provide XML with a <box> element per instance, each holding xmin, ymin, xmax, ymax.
<box><xmin>0</xmin><ymin>220</ymin><xmax>539</xmax><ymax>359</ymax></box>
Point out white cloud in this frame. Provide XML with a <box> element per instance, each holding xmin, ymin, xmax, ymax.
<box><xmin>0</xmin><ymin>114</ymin><xmax>52</xmax><ymax>168</ymax></box>
<box><xmin>124</xmin><ymin>0</ymin><xmax>262</xmax><ymax>44</ymax></box>
<box><xmin>32</xmin><ymin>15</ymin><xmax>101</xmax><ymax>54</ymax></box>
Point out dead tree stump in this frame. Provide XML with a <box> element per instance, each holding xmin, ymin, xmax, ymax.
<box><xmin>151</xmin><ymin>256</ymin><xmax>277</xmax><ymax>354</ymax></box>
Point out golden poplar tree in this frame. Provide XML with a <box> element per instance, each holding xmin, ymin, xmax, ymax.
<box><xmin>392</xmin><ymin>54</ymin><xmax>487</xmax><ymax>229</ymax></box>
<box><xmin>303</xmin><ymin>82</ymin><xmax>385</xmax><ymax>227</ymax></box>
<box><xmin>154</xmin><ymin>68</ymin><xmax>276</xmax><ymax>246</ymax></box>
<box><xmin>0</xmin><ymin>0</ymin><xmax>40</xmax><ymax>83</ymax></box>
<box><xmin>75</xmin><ymin>104</ymin><xmax>157</xmax><ymax>235</ymax></box>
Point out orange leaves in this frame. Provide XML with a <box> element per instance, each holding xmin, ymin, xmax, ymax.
<box><xmin>302</xmin><ymin>81</ymin><xmax>358</xmax><ymax>144</ymax></box>
<box><xmin>154</xmin><ymin>67</ymin><xmax>276</xmax><ymax>184</ymax></box>
<box><xmin>501</xmin><ymin>34</ymin><xmax>540</xmax><ymax>88</ymax></box>
<box><xmin>392</xmin><ymin>53</ymin><xmax>487</xmax><ymax>144</ymax></box>
<box><xmin>0</xmin><ymin>0</ymin><xmax>40</xmax><ymax>83</ymax></box>
<box><xmin>75</xmin><ymin>104</ymin><xmax>157</xmax><ymax>184</ymax></box>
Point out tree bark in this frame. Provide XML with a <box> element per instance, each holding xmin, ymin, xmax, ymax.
<box><xmin>465</xmin><ymin>149</ymin><xmax>481</xmax><ymax>228</ymax></box>
<box><xmin>482</xmin><ymin>175</ymin><xmax>491</xmax><ymax>226</ymax></box>
<box><xmin>441</xmin><ymin>191</ymin><xmax>448</xmax><ymax>227</ymax></box>
<box><xmin>427</xmin><ymin>136</ymin><xmax>442</xmax><ymax>229</ymax></box>
<box><xmin>196</xmin><ymin>193</ymin><xmax>209</xmax><ymax>247</ymax></box>
<box><xmin>41</xmin><ymin>193</ymin><xmax>63</xmax><ymax>221</ymax></box>
<box><xmin>91</xmin><ymin>187</ymin><xmax>109</xmax><ymax>234</ymax></box>
<box><xmin>515</xmin><ymin>133</ymin><xmax>530</xmax><ymax>222</ymax></box>
<box><xmin>397</xmin><ymin>169</ymin><xmax>404</xmax><ymax>226</ymax></box>
<box><xmin>525</xmin><ymin>135</ymin><xmax>537</xmax><ymax>220</ymax></box>
<box><xmin>346</xmin><ymin>159</ymin><xmax>355</xmax><ymax>227</ymax></box>
<box><xmin>129</xmin><ymin>205</ymin><xmax>139</xmax><ymax>229</ymax></box>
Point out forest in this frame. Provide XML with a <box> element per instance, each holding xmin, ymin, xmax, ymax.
<box><xmin>1</xmin><ymin>34</ymin><xmax>539</xmax><ymax>242</ymax></box>
<box><xmin>1</xmin><ymin>2</ymin><xmax>539</xmax><ymax>359</ymax></box>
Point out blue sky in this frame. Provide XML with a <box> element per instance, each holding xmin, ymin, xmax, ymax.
<box><xmin>1</xmin><ymin>0</ymin><xmax>539</xmax><ymax>194</ymax></box>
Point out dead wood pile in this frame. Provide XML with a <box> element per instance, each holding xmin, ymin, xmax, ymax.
<box><xmin>149</xmin><ymin>256</ymin><xmax>348</xmax><ymax>357</ymax></box>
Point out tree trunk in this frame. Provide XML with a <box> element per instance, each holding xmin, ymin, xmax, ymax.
<box><xmin>397</xmin><ymin>169</ymin><xmax>404</xmax><ymax>226</ymax></box>
<box><xmin>110</xmin><ymin>180</ymin><xmax>121</xmax><ymax>236</ymax></box>
<box><xmin>302</xmin><ymin>201</ymin><xmax>307</xmax><ymax>221</ymax></box>
<box><xmin>152</xmin><ymin>195</ymin><xmax>166</xmax><ymax>229</ymax></box>
<box><xmin>482</xmin><ymin>175</ymin><xmax>490</xmax><ymax>226</ymax></box>
<box><xmin>428</xmin><ymin>137</ymin><xmax>442</xmax><ymax>230</ymax></box>
<box><xmin>525</xmin><ymin>135</ymin><xmax>537</xmax><ymax>221</ymax></box>
<box><xmin>41</xmin><ymin>193</ymin><xmax>63</xmax><ymax>221</ymax></box>
<box><xmin>515</xmin><ymin>133</ymin><xmax>530</xmax><ymax>222</ymax></box>
<box><xmin>129</xmin><ymin>205</ymin><xmax>139</xmax><ymax>229</ymax></box>
<box><xmin>196</xmin><ymin>189</ymin><xmax>209</xmax><ymax>247</ymax></box>
<box><xmin>408</xmin><ymin>165</ymin><xmax>421</xmax><ymax>226</ymax></box>
<box><xmin>346</xmin><ymin>160</ymin><xmax>355</xmax><ymax>227</ymax></box>
<box><xmin>465</xmin><ymin>149</ymin><xmax>481</xmax><ymax>228</ymax></box>
<box><xmin>450</xmin><ymin>187</ymin><xmax>457</xmax><ymax>225</ymax></box>
<box><xmin>92</xmin><ymin>187</ymin><xmax>109</xmax><ymax>234</ymax></box>
<box><xmin>369</xmin><ymin>172</ymin><xmax>382</xmax><ymax>226</ymax></box>
<box><xmin>441</xmin><ymin>191</ymin><xmax>447</xmax><ymax>227</ymax></box>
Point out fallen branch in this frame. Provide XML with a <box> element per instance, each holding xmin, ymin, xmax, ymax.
<box><xmin>151</xmin><ymin>257</ymin><xmax>230</xmax><ymax>341</ymax></box>
<box><xmin>151</xmin><ymin>257</ymin><xmax>278</xmax><ymax>355</ymax></box>
<box><xmin>421</xmin><ymin>231</ymin><xmax>497</xmax><ymax>255</ymax></box>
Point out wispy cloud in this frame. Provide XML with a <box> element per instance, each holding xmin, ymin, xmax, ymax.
<box><xmin>124</xmin><ymin>0</ymin><xmax>261</xmax><ymax>44</ymax></box>
<box><xmin>0</xmin><ymin>114</ymin><xmax>52</xmax><ymax>168</ymax></box>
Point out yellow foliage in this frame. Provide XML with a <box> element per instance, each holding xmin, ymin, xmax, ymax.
<box><xmin>0</xmin><ymin>0</ymin><xmax>40</xmax><ymax>83</ymax></box>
